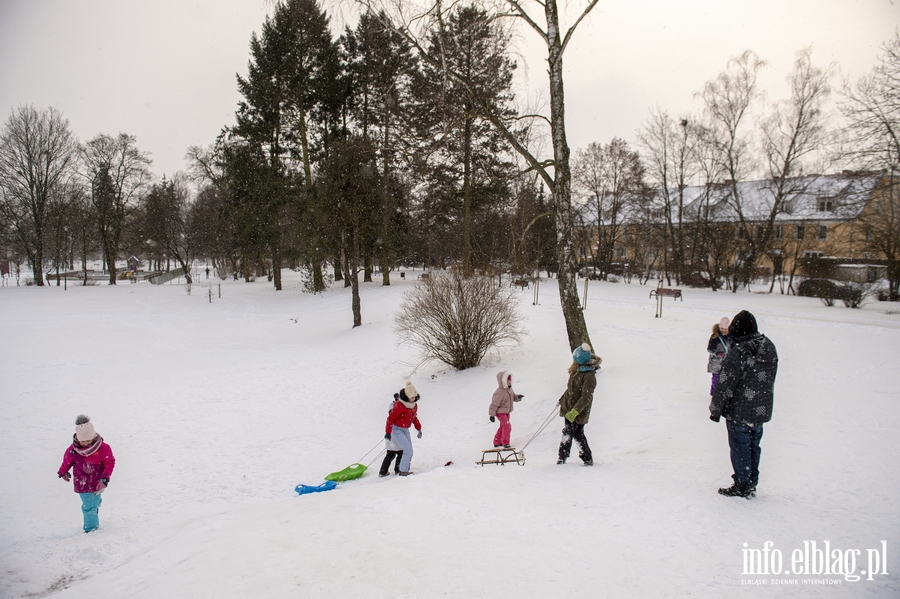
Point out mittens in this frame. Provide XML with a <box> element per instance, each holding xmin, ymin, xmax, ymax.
<box><xmin>565</xmin><ymin>408</ymin><xmax>580</xmax><ymax>422</ymax></box>
<box><xmin>417</xmin><ymin>430</ymin><xmax>423</xmax><ymax>439</ymax></box>
<box><xmin>59</xmin><ymin>472</ymin><xmax>71</xmax><ymax>482</ymax></box>
<box><xmin>489</xmin><ymin>416</ymin><xmax>495</xmax><ymax>423</ymax></box>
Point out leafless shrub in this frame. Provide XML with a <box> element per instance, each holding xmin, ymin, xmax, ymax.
<box><xmin>395</xmin><ymin>271</ymin><xmax>525</xmax><ymax>370</ymax></box>
<box><xmin>842</xmin><ymin>281</ymin><xmax>881</xmax><ymax>308</ymax></box>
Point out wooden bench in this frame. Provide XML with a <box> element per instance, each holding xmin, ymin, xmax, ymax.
<box><xmin>513</xmin><ymin>279</ymin><xmax>529</xmax><ymax>289</ymax></box>
<box><xmin>649</xmin><ymin>287</ymin><xmax>682</xmax><ymax>301</ymax></box>
<box><xmin>476</xmin><ymin>447</ymin><xmax>525</xmax><ymax>466</ymax></box>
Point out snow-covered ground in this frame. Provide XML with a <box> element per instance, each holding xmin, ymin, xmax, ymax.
<box><xmin>1</xmin><ymin>270</ymin><xmax>898</xmax><ymax>598</ymax></box>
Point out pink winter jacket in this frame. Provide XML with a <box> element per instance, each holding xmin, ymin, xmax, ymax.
<box><xmin>58</xmin><ymin>436</ymin><xmax>115</xmax><ymax>494</ymax></box>
<box><xmin>489</xmin><ymin>371</ymin><xmax>521</xmax><ymax>416</ymax></box>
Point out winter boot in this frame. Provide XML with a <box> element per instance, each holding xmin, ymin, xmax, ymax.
<box><xmin>583</xmin><ymin>459</ymin><xmax>594</xmax><ymax>466</ymax></box>
<box><xmin>718</xmin><ymin>483</ymin><xmax>755</xmax><ymax>499</ymax></box>
<box><xmin>556</xmin><ymin>459</ymin><xmax>566</xmax><ymax>465</ymax></box>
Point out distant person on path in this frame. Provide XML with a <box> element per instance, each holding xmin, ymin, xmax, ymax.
<box><xmin>379</xmin><ymin>393</ymin><xmax>404</xmax><ymax>477</ymax></box>
<box><xmin>557</xmin><ymin>343</ymin><xmax>602</xmax><ymax>466</ymax></box>
<box><xmin>489</xmin><ymin>371</ymin><xmax>523</xmax><ymax>448</ymax></box>
<box><xmin>57</xmin><ymin>415</ymin><xmax>116</xmax><ymax>533</ymax></box>
<box><xmin>385</xmin><ymin>381</ymin><xmax>422</xmax><ymax>476</ymax></box>
<box><xmin>709</xmin><ymin>310</ymin><xmax>778</xmax><ymax>499</ymax></box>
<box><xmin>707</xmin><ymin>317</ymin><xmax>732</xmax><ymax>396</ymax></box>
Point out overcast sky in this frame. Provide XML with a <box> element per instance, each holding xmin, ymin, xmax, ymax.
<box><xmin>1</xmin><ymin>0</ymin><xmax>898</xmax><ymax>179</ymax></box>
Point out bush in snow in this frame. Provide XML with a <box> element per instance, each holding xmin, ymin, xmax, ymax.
<box><xmin>394</xmin><ymin>271</ymin><xmax>524</xmax><ymax>370</ymax></box>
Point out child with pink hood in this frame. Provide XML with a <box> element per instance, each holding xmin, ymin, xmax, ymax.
<box><xmin>57</xmin><ymin>415</ymin><xmax>115</xmax><ymax>533</ymax></box>
<box><xmin>488</xmin><ymin>371</ymin><xmax>524</xmax><ymax>448</ymax></box>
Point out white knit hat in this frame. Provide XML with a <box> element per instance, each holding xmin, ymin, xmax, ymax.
<box><xmin>75</xmin><ymin>415</ymin><xmax>96</xmax><ymax>442</ymax></box>
<box><xmin>404</xmin><ymin>381</ymin><xmax>418</xmax><ymax>399</ymax></box>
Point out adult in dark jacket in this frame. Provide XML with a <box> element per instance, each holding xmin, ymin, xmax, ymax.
<box><xmin>557</xmin><ymin>343</ymin><xmax>602</xmax><ymax>466</ymax></box>
<box><xmin>709</xmin><ymin>310</ymin><xmax>778</xmax><ymax>499</ymax></box>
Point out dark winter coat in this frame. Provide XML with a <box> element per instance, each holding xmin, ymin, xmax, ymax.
<box><xmin>558</xmin><ymin>357</ymin><xmax>601</xmax><ymax>425</ymax></box>
<box><xmin>709</xmin><ymin>332</ymin><xmax>778</xmax><ymax>424</ymax></box>
<box><xmin>706</xmin><ymin>334</ymin><xmax>732</xmax><ymax>373</ymax></box>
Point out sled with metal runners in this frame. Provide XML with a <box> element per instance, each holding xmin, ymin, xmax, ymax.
<box><xmin>476</xmin><ymin>446</ymin><xmax>525</xmax><ymax>466</ymax></box>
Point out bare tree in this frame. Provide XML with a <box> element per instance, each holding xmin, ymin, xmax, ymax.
<box><xmin>756</xmin><ymin>48</ymin><xmax>834</xmax><ymax>291</ymax></box>
<box><xmin>0</xmin><ymin>106</ymin><xmax>78</xmax><ymax>286</ymax></box>
<box><xmin>638</xmin><ymin>110</ymin><xmax>700</xmax><ymax>284</ymax></box>
<box><xmin>697</xmin><ymin>51</ymin><xmax>766</xmax><ymax>290</ymax></box>
<box><xmin>841</xmin><ymin>31</ymin><xmax>900</xmax><ymax>299</ymax></box>
<box><xmin>573</xmin><ymin>138</ymin><xmax>645</xmax><ymax>280</ymax></box>
<box><xmin>81</xmin><ymin>133</ymin><xmax>152</xmax><ymax>284</ymax></box>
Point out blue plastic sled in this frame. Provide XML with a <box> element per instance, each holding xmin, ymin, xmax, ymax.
<box><xmin>295</xmin><ymin>481</ymin><xmax>338</xmax><ymax>495</ymax></box>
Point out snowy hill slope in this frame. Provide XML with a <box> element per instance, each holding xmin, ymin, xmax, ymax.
<box><xmin>1</xmin><ymin>272</ymin><xmax>897</xmax><ymax>598</ymax></box>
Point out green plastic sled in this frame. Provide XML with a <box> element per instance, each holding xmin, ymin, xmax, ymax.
<box><xmin>325</xmin><ymin>463</ymin><xmax>367</xmax><ymax>481</ymax></box>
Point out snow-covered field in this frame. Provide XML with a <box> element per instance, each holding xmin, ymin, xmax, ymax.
<box><xmin>1</xmin><ymin>270</ymin><xmax>898</xmax><ymax>598</ymax></box>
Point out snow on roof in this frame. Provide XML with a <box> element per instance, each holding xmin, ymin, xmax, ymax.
<box><xmin>676</xmin><ymin>171</ymin><xmax>883</xmax><ymax>223</ymax></box>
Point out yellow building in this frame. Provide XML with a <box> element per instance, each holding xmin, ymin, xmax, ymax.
<box><xmin>596</xmin><ymin>171</ymin><xmax>890</xmax><ymax>283</ymax></box>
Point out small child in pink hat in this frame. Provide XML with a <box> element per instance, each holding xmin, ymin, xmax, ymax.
<box><xmin>707</xmin><ymin>317</ymin><xmax>733</xmax><ymax>396</ymax></box>
<box><xmin>57</xmin><ymin>415</ymin><xmax>116</xmax><ymax>533</ymax></box>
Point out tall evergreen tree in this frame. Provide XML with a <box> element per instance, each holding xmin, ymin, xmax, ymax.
<box><xmin>342</xmin><ymin>11</ymin><xmax>417</xmax><ymax>284</ymax></box>
<box><xmin>416</xmin><ymin>5</ymin><xmax>517</xmax><ymax>275</ymax></box>
<box><xmin>235</xmin><ymin>0</ymin><xmax>340</xmax><ymax>290</ymax></box>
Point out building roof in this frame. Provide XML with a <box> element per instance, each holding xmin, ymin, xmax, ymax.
<box><xmin>676</xmin><ymin>171</ymin><xmax>883</xmax><ymax>223</ymax></box>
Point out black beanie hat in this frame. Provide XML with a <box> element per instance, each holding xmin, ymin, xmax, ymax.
<box><xmin>730</xmin><ymin>310</ymin><xmax>758</xmax><ymax>338</ymax></box>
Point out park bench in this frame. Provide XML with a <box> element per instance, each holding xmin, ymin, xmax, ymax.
<box><xmin>649</xmin><ymin>287</ymin><xmax>682</xmax><ymax>301</ymax></box>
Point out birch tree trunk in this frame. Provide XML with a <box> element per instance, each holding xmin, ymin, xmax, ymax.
<box><xmin>544</xmin><ymin>0</ymin><xmax>591</xmax><ymax>350</ymax></box>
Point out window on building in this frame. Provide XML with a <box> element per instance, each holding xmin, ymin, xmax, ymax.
<box><xmin>802</xmin><ymin>251</ymin><xmax>825</xmax><ymax>258</ymax></box>
<box><xmin>795</xmin><ymin>224</ymin><xmax>805</xmax><ymax>240</ymax></box>
<box><xmin>817</xmin><ymin>198</ymin><xmax>834</xmax><ymax>212</ymax></box>
<box><xmin>817</xmin><ymin>225</ymin><xmax>828</xmax><ymax>240</ymax></box>
<box><xmin>774</xmin><ymin>225</ymin><xmax>784</xmax><ymax>240</ymax></box>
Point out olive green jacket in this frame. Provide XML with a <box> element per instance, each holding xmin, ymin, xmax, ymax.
<box><xmin>558</xmin><ymin>360</ymin><xmax>600</xmax><ymax>424</ymax></box>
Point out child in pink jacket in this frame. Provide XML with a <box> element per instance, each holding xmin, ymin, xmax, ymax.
<box><xmin>489</xmin><ymin>371</ymin><xmax>523</xmax><ymax>448</ymax></box>
<box><xmin>57</xmin><ymin>415</ymin><xmax>115</xmax><ymax>533</ymax></box>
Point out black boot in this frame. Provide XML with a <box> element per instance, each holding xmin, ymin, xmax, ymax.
<box><xmin>379</xmin><ymin>451</ymin><xmax>396</xmax><ymax>477</ymax></box>
<box><xmin>718</xmin><ymin>483</ymin><xmax>755</xmax><ymax>499</ymax></box>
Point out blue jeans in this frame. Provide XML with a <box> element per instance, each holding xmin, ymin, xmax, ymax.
<box><xmin>726</xmin><ymin>420</ymin><xmax>763</xmax><ymax>487</ymax></box>
<box><xmin>79</xmin><ymin>492</ymin><xmax>103</xmax><ymax>532</ymax></box>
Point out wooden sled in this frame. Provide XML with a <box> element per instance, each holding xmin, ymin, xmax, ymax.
<box><xmin>477</xmin><ymin>447</ymin><xmax>525</xmax><ymax>466</ymax></box>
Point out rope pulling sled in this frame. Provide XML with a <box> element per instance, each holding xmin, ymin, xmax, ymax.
<box><xmin>295</xmin><ymin>440</ymin><xmax>385</xmax><ymax>495</ymax></box>
<box><xmin>297</xmin><ymin>403</ymin><xmax>560</xmax><ymax>492</ymax></box>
